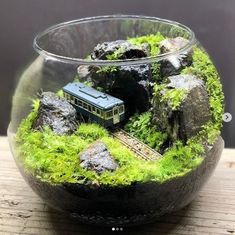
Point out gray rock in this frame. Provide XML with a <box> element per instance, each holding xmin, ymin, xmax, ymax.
<box><xmin>152</xmin><ymin>74</ymin><xmax>210</xmax><ymax>142</ymax></box>
<box><xmin>77</xmin><ymin>65</ymin><xmax>91</xmax><ymax>81</ymax></box>
<box><xmin>88</xmin><ymin>64</ymin><xmax>151</xmax><ymax>116</ymax></box>
<box><xmin>79</xmin><ymin>141</ymin><xmax>118</xmax><ymax>174</ymax></box>
<box><xmin>11</xmin><ymin>57</ymin><xmax>78</xmax><ymax>131</ymax></box>
<box><xmin>159</xmin><ymin>37</ymin><xmax>190</xmax><ymax>54</ymax></box>
<box><xmin>166</xmin><ymin>74</ymin><xmax>204</xmax><ymax>89</ymax></box>
<box><xmin>89</xmin><ymin>63</ymin><xmax>151</xmax><ymax>88</ymax></box>
<box><xmin>91</xmin><ymin>40</ymin><xmax>149</xmax><ymax>60</ymax></box>
<box><xmin>119</xmin><ymin>64</ymin><xmax>151</xmax><ymax>82</ymax></box>
<box><xmin>86</xmin><ymin>40</ymin><xmax>152</xmax><ymax>116</ymax></box>
<box><xmin>177</xmin><ymin>80</ymin><xmax>210</xmax><ymax>140</ymax></box>
<box><xmin>32</xmin><ymin>92</ymin><xmax>77</xmax><ymax>135</ymax></box>
<box><xmin>159</xmin><ymin>37</ymin><xmax>193</xmax><ymax>77</ymax></box>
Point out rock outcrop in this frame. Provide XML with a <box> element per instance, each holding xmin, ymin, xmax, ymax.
<box><xmin>159</xmin><ymin>37</ymin><xmax>193</xmax><ymax>77</ymax></box>
<box><xmin>32</xmin><ymin>92</ymin><xmax>77</xmax><ymax>135</ymax></box>
<box><xmin>88</xmin><ymin>63</ymin><xmax>152</xmax><ymax>115</ymax></box>
<box><xmin>91</xmin><ymin>40</ymin><xmax>149</xmax><ymax>60</ymax></box>
<box><xmin>152</xmin><ymin>74</ymin><xmax>210</xmax><ymax>142</ymax></box>
<box><xmin>79</xmin><ymin>141</ymin><xmax>118</xmax><ymax>174</ymax></box>
<box><xmin>77</xmin><ymin>40</ymin><xmax>153</xmax><ymax>117</ymax></box>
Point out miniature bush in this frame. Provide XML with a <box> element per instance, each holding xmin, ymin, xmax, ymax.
<box><xmin>124</xmin><ymin>112</ymin><xmax>167</xmax><ymax>151</ymax></box>
<box><xmin>153</xmin><ymin>83</ymin><xmax>188</xmax><ymax>110</ymax></box>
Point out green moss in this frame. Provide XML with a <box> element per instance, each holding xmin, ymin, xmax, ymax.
<box><xmin>155</xmin><ymin>141</ymin><xmax>204</xmax><ymax>181</ymax></box>
<box><xmin>105</xmin><ymin>46</ymin><xmax>127</xmax><ymax>60</ymax></box>
<box><xmin>75</xmin><ymin>123</ymin><xmax>108</xmax><ymax>141</ymax></box>
<box><xmin>181</xmin><ymin>47</ymin><xmax>224</xmax><ymax>144</ymax></box>
<box><xmin>153</xmin><ymin>83</ymin><xmax>188</xmax><ymax>110</ymax></box>
<box><xmin>162</xmin><ymin>88</ymin><xmax>188</xmax><ymax>110</ymax></box>
<box><xmin>124</xmin><ymin>112</ymin><xmax>168</xmax><ymax>151</ymax></box>
<box><xmin>96</xmin><ymin>66</ymin><xmax>117</xmax><ymax>74</ymax></box>
<box><xmin>128</xmin><ymin>32</ymin><xmax>165</xmax><ymax>56</ymax></box>
<box><xmin>56</xmin><ymin>90</ymin><xmax>64</xmax><ymax>98</ymax></box>
<box><xmin>151</xmin><ymin>62</ymin><xmax>162</xmax><ymax>83</ymax></box>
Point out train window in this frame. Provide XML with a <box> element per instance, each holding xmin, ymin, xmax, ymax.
<box><xmin>88</xmin><ymin>105</ymin><xmax>92</xmax><ymax>112</ymax></box>
<box><xmin>119</xmin><ymin>105</ymin><xmax>124</xmax><ymax>113</ymax></box>
<box><xmin>101</xmin><ymin>111</ymin><xmax>105</xmax><ymax>118</ymax></box>
<box><xmin>106</xmin><ymin>110</ymin><xmax>113</xmax><ymax>118</ymax></box>
<box><xmin>96</xmin><ymin>109</ymin><xmax>101</xmax><ymax>115</ymax></box>
<box><xmin>114</xmin><ymin>109</ymin><xmax>118</xmax><ymax>115</ymax></box>
<box><xmin>74</xmin><ymin>99</ymin><xmax>78</xmax><ymax>105</ymax></box>
<box><xmin>78</xmin><ymin>100</ymin><xmax>82</xmax><ymax>106</ymax></box>
<box><xmin>83</xmin><ymin>103</ymin><xmax>88</xmax><ymax>110</ymax></box>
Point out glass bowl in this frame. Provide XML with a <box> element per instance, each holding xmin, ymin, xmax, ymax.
<box><xmin>8</xmin><ymin>15</ymin><xmax>224</xmax><ymax>226</ymax></box>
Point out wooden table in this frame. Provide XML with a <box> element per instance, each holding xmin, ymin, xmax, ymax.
<box><xmin>1</xmin><ymin>136</ymin><xmax>235</xmax><ymax>235</ymax></box>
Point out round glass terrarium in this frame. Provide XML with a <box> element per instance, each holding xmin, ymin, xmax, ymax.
<box><xmin>8</xmin><ymin>15</ymin><xmax>224</xmax><ymax>226</ymax></box>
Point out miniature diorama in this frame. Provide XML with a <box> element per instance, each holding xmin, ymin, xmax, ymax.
<box><xmin>8</xmin><ymin>16</ymin><xmax>224</xmax><ymax>226</ymax></box>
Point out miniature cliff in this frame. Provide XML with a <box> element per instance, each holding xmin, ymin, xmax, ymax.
<box><xmin>152</xmin><ymin>74</ymin><xmax>210</xmax><ymax>143</ymax></box>
<box><xmin>32</xmin><ymin>92</ymin><xmax>78</xmax><ymax>135</ymax></box>
<box><xmin>78</xmin><ymin>40</ymin><xmax>152</xmax><ymax>116</ymax></box>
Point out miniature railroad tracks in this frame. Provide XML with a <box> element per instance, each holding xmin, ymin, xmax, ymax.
<box><xmin>110</xmin><ymin>128</ymin><xmax>162</xmax><ymax>161</ymax></box>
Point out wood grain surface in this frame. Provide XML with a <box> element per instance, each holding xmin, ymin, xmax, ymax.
<box><xmin>0</xmin><ymin>136</ymin><xmax>235</xmax><ymax>235</ymax></box>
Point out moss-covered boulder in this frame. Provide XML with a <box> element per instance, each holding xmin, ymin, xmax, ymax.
<box><xmin>152</xmin><ymin>74</ymin><xmax>210</xmax><ymax>142</ymax></box>
<box><xmin>32</xmin><ymin>92</ymin><xmax>78</xmax><ymax>135</ymax></box>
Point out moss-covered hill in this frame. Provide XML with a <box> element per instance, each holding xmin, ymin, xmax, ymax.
<box><xmin>16</xmin><ymin>100</ymin><xmax>204</xmax><ymax>186</ymax></box>
<box><xmin>15</xmin><ymin>33</ymin><xmax>224</xmax><ymax>187</ymax></box>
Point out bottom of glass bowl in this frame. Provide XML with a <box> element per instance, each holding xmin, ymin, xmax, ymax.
<box><xmin>9</xmin><ymin>136</ymin><xmax>224</xmax><ymax>226</ymax></box>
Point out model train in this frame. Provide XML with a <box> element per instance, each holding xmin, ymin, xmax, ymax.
<box><xmin>62</xmin><ymin>82</ymin><xmax>125</xmax><ymax>127</ymax></box>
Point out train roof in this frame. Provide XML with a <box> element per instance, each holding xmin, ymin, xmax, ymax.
<box><xmin>62</xmin><ymin>82</ymin><xmax>124</xmax><ymax>109</ymax></box>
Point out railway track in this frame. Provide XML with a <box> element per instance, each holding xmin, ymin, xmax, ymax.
<box><xmin>110</xmin><ymin>128</ymin><xmax>162</xmax><ymax>161</ymax></box>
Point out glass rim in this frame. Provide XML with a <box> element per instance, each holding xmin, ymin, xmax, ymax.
<box><xmin>33</xmin><ymin>14</ymin><xmax>196</xmax><ymax>66</ymax></box>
